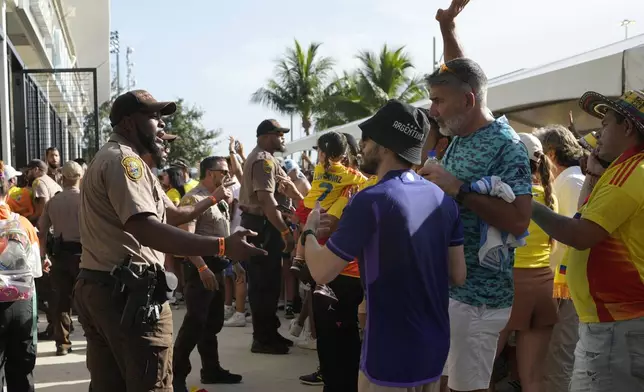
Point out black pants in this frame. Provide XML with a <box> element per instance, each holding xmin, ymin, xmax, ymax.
<box><xmin>242</xmin><ymin>213</ymin><xmax>284</xmax><ymax>344</ymax></box>
<box><xmin>35</xmin><ymin>274</ymin><xmax>53</xmax><ymax>335</ymax></box>
<box><xmin>313</xmin><ymin>275</ymin><xmax>363</xmax><ymax>392</ymax></box>
<box><xmin>173</xmin><ymin>265</ymin><xmax>225</xmax><ymax>381</ymax></box>
<box><xmin>51</xmin><ymin>247</ymin><xmax>81</xmax><ymax>349</ymax></box>
<box><xmin>0</xmin><ymin>297</ymin><xmax>36</xmax><ymax>392</ymax></box>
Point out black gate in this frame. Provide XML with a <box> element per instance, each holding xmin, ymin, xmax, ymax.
<box><xmin>13</xmin><ymin>68</ymin><xmax>99</xmax><ymax>168</ymax></box>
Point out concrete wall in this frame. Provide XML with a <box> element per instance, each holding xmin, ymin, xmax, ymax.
<box><xmin>61</xmin><ymin>0</ymin><xmax>111</xmax><ymax>103</ymax></box>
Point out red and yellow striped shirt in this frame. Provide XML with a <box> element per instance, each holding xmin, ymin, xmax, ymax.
<box><xmin>567</xmin><ymin>145</ymin><xmax>644</xmax><ymax>323</ymax></box>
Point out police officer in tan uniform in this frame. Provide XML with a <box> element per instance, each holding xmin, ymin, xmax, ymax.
<box><xmin>173</xmin><ymin>156</ymin><xmax>244</xmax><ymax>391</ymax></box>
<box><xmin>26</xmin><ymin>159</ymin><xmax>62</xmax><ymax>222</ymax></box>
<box><xmin>38</xmin><ymin>160</ymin><xmax>83</xmax><ymax>356</ymax></box>
<box><xmin>239</xmin><ymin>119</ymin><xmax>303</xmax><ymax>354</ymax></box>
<box><xmin>45</xmin><ymin>147</ymin><xmax>63</xmax><ymax>185</ymax></box>
<box><xmin>75</xmin><ymin>90</ymin><xmax>265</xmax><ymax>392</ymax></box>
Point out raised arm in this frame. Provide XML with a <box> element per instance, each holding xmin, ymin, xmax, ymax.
<box><xmin>435</xmin><ymin>0</ymin><xmax>470</xmax><ymax>61</ymax></box>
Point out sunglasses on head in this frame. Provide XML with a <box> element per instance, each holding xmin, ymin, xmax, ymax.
<box><xmin>438</xmin><ymin>63</ymin><xmax>473</xmax><ymax>90</ymax></box>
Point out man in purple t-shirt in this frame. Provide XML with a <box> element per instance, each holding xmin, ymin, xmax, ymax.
<box><xmin>302</xmin><ymin>100</ymin><xmax>466</xmax><ymax>391</ymax></box>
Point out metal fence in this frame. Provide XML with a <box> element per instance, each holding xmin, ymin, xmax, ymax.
<box><xmin>13</xmin><ymin>68</ymin><xmax>99</xmax><ymax>168</ymax></box>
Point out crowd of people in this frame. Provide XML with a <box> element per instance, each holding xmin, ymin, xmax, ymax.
<box><xmin>0</xmin><ymin>1</ymin><xmax>642</xmax><ymax>392</ymax></box>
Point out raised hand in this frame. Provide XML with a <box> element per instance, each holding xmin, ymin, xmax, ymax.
<box><xmin>436</xmin><ymin>0</ymin><xmax>470</xmax><ymax>28</ymax></box>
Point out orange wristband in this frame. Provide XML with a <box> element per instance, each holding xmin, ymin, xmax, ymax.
<box><xmin>198</xmin><ymin>265</ymin><xmax>209</xmax><ymax>273</ymax></box>
<box><xmin>209</xmin><ymin>196</ymin><xmax>217</xmax><ymax>205</ymax></box>
<box><xmin>218</xmin><ymin>237</ymin><xmax>225</xmax><ymax>257</ymax></box>
<box><xmin>281</xmin><ymin>228</ymin><xmax>290</xmax><ymax>236</ymax></box>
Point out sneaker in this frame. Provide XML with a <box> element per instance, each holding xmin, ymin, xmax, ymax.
<box><xmin>224</xmin><ymin>305</ymin><xmax>235</xmax><ymax>320</ymax></box>
<box><xmin>56</xmin><ymin>346</ymin><xmax>72</xmax><ymax>356</ymax></box>
<box><xmin>245</xmin><ymin>314</ymin><xmax>253</xmax><ymax>323</ymax></box>
<box><xmin>251</xmin><ymin>340</ymin><xmax>289</xmax><ymax>355</ymax></box>
<box><xmin>201</xmin><ymin>368</ymin><xmax>242</xmax><ymax>384</ymax></box>
<box><xmin>284</xmin><ymin>305</ymin><xmax>295</xmax><ymax>319</ymax></box>
<box><xmin>289</xmin><ymin>319</ymin><xmax>303</xmax><ymax>338</ymax></box>
<box><xmin>299</xmin><ymin>368</ymin><xmax>324</xmax><ymax>386</ymax></box>
<box><xmin>296</xmin><ymin>333</ymin><xmax>317</xmax><ymax>350</ymax></box>
<box><xmin>274</xmin><ymin>333</ymin><xmax>294</xmax><ymax>347</ymax></box>
<box><xmin>224</xmin><ymin>312</ymin><xmax>246</xmax><ymax>327</ymax></box>
<box><xmin>172</xmin><ymin>379</ymin><xmax>189</xmax><ymax>392</ymax></box>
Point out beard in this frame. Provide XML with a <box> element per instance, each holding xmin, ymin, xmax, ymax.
<box><xmin>48</xmin><ymin>162</ymin><xmax>60</xmax><ymax>169</ymax></box>
<box><xmin>360</xmin><ymin>151</ymin><xmax>380</xmax><ymax>176</ymax></box>
<box><xmin>276</xmin><ymin>142</ymin><xmax>286</xmax><ymax>153</ymax></box>
<box><xmin>438</xmin><ymin>113</ymin><xmax>468</xmax><ymax>137</ymax></box>
<box><xmin>136</xmin><ymin>125</ymin><xmax>164</xmax><ymax>167</ymax></box>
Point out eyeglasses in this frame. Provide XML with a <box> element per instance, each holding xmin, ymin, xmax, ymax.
<box><xmin>209</xmin><ymin>169</ymin><xmax>229</xmax><ymax>176</ymax></box>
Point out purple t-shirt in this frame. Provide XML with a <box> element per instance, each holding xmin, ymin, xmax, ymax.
<box><xmin>327</xmin><ymin>169</ymin><xmax>463</xmax><ymax>387</ymax></box>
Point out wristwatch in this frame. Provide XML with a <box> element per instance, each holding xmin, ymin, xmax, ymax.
<box><xmin>300</xmin><ymin>229</ymin><xmax>316</xmax><ymax>246</ymax></box>
<box><xmin>455</xmin><ymin>183</ymin><xmax>472</xmax><ymax>204</ymax></box>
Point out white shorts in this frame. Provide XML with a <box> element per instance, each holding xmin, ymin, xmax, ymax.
<box><xmin>442</xmin><ymin>299</ymin><xmax>511</xmax><ymax>391</ymax></box>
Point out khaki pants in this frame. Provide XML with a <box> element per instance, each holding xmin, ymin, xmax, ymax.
<box><xmin>74</xmin><ymin>278</ymin><xmax>173</xmax><ymax>392</ymax></box>
<box><xmin>358</xmin><ymin>372</ymin><xmax>441</xmax><ymax>392</ymax></box>
<box><xmin>543</xmin><ymin>299</ymin><xmax>579</xmax><ymax>392</ymax></box>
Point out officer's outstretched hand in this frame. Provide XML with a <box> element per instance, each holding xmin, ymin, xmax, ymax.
<box><xmin>224</xmin><ymin>230</ymin><xmax>267</xmax><ymax>260</ymax></box>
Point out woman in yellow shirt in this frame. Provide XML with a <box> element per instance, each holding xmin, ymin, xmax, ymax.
<box><xmin>496</xmin><ymin>133</ymin><xmax>559</xmax><ymax>392</ymax></box>
<box><xmin>164</xmin><ymin>166</ymin><xmax>187</xmax><ymax>206</ymax></box>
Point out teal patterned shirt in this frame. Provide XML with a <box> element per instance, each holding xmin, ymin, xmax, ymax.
<box><xmin>442</xmin><ymin>117</ymin><xmax>532</xmax><ymax>309</ymax></box>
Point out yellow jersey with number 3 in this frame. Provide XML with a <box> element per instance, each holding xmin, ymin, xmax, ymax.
<box><xmin>303</xmin><ymin>162</ymin><xmax>367</xmax><ymax>216</ymax></box>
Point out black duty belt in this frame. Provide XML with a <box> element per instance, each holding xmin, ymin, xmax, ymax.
<box><xmin>77</xmin><ymin>268</ymin><xmax>116</xmax><ymax>285</ymax></box>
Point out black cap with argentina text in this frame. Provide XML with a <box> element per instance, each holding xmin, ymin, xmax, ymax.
<box><xmin>358</xmin><ymin>100</ymin><xmax>429</xmax><ymax>165</ymax></box>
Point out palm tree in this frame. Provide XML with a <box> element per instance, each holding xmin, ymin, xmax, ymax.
<box><xmin>316</xmin><ymin>45</ymin><xmax>427</xmax><ymax>130</ymax></box>
<box><xmin>251</xmin><ymin>40</ymin><xmax>335</xmax><ymax>137</ymax></box>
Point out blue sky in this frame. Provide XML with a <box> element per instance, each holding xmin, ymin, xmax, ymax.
<box><xmin>111</xmin><ymin>0</ymin><xmax>643</xmax><ymax>157</ymax></box>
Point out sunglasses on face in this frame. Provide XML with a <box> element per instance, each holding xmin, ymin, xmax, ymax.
<box><xmin>209</xmin><ymin>169</ymin><xmax>229</xmax><ymax>176</ymax></box>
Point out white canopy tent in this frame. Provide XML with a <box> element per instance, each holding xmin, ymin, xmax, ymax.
<box><xmin>283</xmin><ymin>34</ymin><xmax>644</xmax><ymax>155</ymax></box>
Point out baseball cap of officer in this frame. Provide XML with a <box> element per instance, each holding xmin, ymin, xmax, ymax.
<box><xmin>358</xmin><ymin>99</ymin><xmax>430</xmax><ymax>165</ymax></box>
<box><xmin>62</xmin><ymin>161</ymin><xmax>83</xmax><ymax>180</ymax></box>
<box><xmin>171</xmin><ymin>159</ymin><xmax>189</xmax><ymax>170</ymax></box>
<box><xmin>26</xmin><ymin>159</ymin><xmax>47</xmax><ymax>171</ymax></box>
<box><xmin>256</xmin><ymin>119</ymin><xmax>290</xmax><ymax>137</ymax></box>
<box><xmin>518</xmin><ymin>133</ymin><xmax>543</xmax><ymax>162</ymax></box>
<box><xmin>109</xmin><ymin>90</ymin><xmax>177</xmax><ymax>127</ymax></box>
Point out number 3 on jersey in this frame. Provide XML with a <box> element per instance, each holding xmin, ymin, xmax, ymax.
<box><xmin>318</xmin><ymin>182</ymin><xmax>333</xmax><ymax>202</ymax></box>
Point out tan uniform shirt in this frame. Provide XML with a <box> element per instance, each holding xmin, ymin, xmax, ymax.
<box><xmin>79</xmin><ymin>133</ymin><xmax>167</xmax><ymax>271</ymax></box>
<box><xmin>40</xmin><ymin>187</ymin><xmax>81</xmax><ymax>242</ymax></box>
<box><xmin>180</xmin><ymin>184</ymin><xmax>230</xmax><ymax>238</ymax></box>
<box><xmin>238</xmin><ymin>146</ymin><xmax>289</xmax><ymax>215</ymax></box>
<box><xmin>32</xmin><ymin>174</ymin><xmax>62</xmax><ymax>202</ymax></box>
<box><xmin>48</xmin><ymin>167</ymin><xmax>63</xmax><ymax>185</ymax></box>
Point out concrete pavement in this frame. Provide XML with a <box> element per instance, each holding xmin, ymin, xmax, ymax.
<box><xmin>34</xmin><ymin>307</ymin><xmax>319</xmax><ymax>391</ymax></box>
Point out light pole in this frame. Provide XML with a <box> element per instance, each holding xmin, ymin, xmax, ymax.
<box><xmin>126</xmin><ymin>47</ymin><xmax>135</xmax><ymax>91</ymax></box>
<box><xmin>109</xmin><ymin>31</ymin><xmax>121</xmax><ymax>94</ymax></box>
<box><xmin>285</xmin><ymin>104</ymin><xmax>297</xmax><ymax>159</ymax></box>
<box><xmin>621</xmin><ymin>19</ymin><xmax>635</xmax><ymax>40</ymax></box>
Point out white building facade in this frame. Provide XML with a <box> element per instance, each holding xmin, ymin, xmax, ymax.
<box><xmin>0</xmin><ymin>0</ymin><xmax>110</xmax><ymax>167</ymax></box>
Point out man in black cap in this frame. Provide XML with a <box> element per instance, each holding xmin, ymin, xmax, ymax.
<box><xmin>76</xmin><ymin>90</ymin><xmax>266</xmax><ymax>391</ymax></box>
<box><xmin>238</xmin><ymin>119</ymin><xmax>304</xmax><ymax>354</ymax></box>
<box><xmin>301</xmin><ymin>99</ymin><xmax>465</xmax><ymax>392</ymax></box>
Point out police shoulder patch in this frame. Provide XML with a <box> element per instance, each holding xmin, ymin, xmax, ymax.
<box><xmin>262</xmin><ymin>159</ymin><xmax>274</xmax><ymax>174</ymax></box>
<box><xmin>121</xmin><ymin>156</ymin><xmax>144</xmax><ymax>181</ymax></box>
